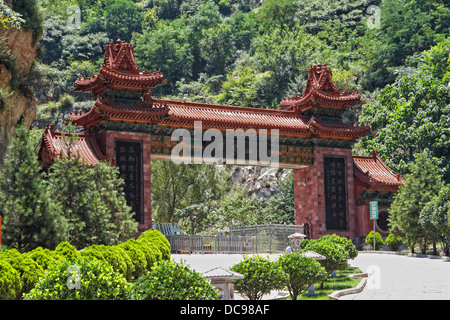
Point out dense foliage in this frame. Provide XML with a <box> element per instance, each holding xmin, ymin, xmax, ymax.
<box><xmin>0</xmin><ymin>121</ymin><xmax>138</xmax><ymax>251</ymax></box>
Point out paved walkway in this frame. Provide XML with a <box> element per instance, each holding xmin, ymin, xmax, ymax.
<box><xmin>172</xmin><ymin>252</ymin><xmax>450</xmax><ymax>300</ymax></box>
<box><xmin>171</xmin><ymin>253</ymin><xmax>283</xmax><ymax>300</ymax></box>
<box><xmin>341</xmin><ymin>252</ymin><xmax>450</xmax><ymax>300</ymax></box>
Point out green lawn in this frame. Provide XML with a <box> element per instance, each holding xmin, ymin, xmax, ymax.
<box><xmin>289</xmin><ymin>267</ymin><xmax>363</xmax><ymax>300</ymax></box>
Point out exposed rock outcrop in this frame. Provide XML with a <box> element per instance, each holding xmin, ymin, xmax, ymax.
<box><xmin>228</xmin><ymin>166</ymin><xmax>291</xmax><ymax>200</ymax></box>
<box><xmin>0</xmin><ymin>25</ymin><xmax>40</xmax><ymax>162</ymax></box>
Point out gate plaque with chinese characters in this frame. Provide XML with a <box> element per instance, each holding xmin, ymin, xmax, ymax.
<box><xmin>115</xmin><ymin>140</ymin><xmax>143</xmax><ymax>223</ymax></box>
<box><xmin>324</xmin><ymin>156</ymin><xmax>348</xmax><ymax>230</ymax></box>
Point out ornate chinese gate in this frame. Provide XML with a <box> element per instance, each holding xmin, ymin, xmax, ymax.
<box><xmin>39</xmin><ymin>40</ymin><xmax>403</xmax><ymax>241</ymax></box>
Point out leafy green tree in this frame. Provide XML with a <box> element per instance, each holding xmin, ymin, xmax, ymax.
<box><xmin>264</xmin><ymin>171</ymin><xmax>295</xmax><ymax>225</ymax></box>
<box><xmin>420</xmin><ymin>184</ymin><xmax>450</xmax><ymax>256</ymax></box>
<box><xmin>216</xmin><ymin>186</ymin><xmax>271</xmax><ymax>229</ymax></box>
<box><xmin>0</xmin><ymin>0</ymin><xmax>25</xmax><ymax>29</ymax></box>
<box><xmin>388</xmin><ymin>151</ymin><xmax>444</xmax><ymax>253</ymax></box>
<box><xmin>0</xmin><ymin>120</ymin><xmax>66</xmax><ymax>251</ymax></box>
<box><xmin>135</xmin><ymin>19</ymin><xmax>193</xmax><ymax>94</ymax></box>
<box><xmin>46</xmin><ymin>122</ymin><xmax>137</xmax><ymax>249</ymax></box>
<box><xmin>81</xmin><ymin>0</ymin><xmax>142</xmax><ymax>42</ymax></box>
<box><xmin>278</xmin><ymin>253</ymin><xmax>327</xmax><ymax>300</ymax></box>
<box><xmin>231</xmin><ymin>254</ymin><xmax>286</xmax><ymax>300</ymax></box>
<box><xmin>151</xmin><ymin>160</ymin><xmax>225</xmax><ymax>223</ymax></box>
<box><xmin>303</xmin><ymin>238</ymin><xmax>348</xmax><ymax>287</ymax></box>
<box><xmin>174</xmin><ymin>202</ymin><xmax>213</xmax><ymax>235</ymax></box>
<box><xmin>357</xmin><ymin>37</ymin><xmax>450</xmax><ymax>182</ymax></box>
<box><xmin>358</xmin><ymin>0</ymin><xmax>450</xmax><ymax>90</ymax></box>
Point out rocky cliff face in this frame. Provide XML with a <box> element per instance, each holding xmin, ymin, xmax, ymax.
<box><xmin>0</xmin><ymin>26</ymin><xmax>39</xmax><ymax>162</ymax></box>
<box><xmin>228</xmin><ymin>165</ymin><xmax>291</xmax><ymax>200</ymax></box>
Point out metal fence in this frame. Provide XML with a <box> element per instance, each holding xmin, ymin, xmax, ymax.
<box><xmin>165</xmin><ymin>224</ymin><xmax>306</xmax><ymax>254</ymax></box>
<box><xmin>166</xmin><ymin>234</ymin><xmax>255</xmax><ymax>254</ymax></box>
<box><xmin>230</xmin><ymin>224</ymin><xmax>306</xmax><ymax>253</ymax></box>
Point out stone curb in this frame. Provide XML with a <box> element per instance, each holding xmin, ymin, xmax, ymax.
<box><xmin>329</xmin><ymin>276</ymin><xmax>367</xmax><ymax>300</ymax></box>
<box><xmin>358</xmin><ymin>250</ymin><xmax>450</xmax><ymax>261</ymax></box>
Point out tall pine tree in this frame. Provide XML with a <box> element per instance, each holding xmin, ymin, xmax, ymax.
<box><xmin>0</xmin><ymin>119</ymin><xmax>66</xmax><ymax>251</ymax></box>
<box><xmin>388</xmin><ymin>151</ymin><xmax>443</xmax><ymax>253</ymax></box>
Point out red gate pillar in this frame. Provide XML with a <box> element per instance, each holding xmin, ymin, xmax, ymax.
<box><xmin>293</xmin><ymin>147</ymin><xmax>356</xmax><ymax>240</ymax></box>
<box><xmin>102</xmin><ymin>130</ymin><xmax>152</xmax><ymax>235</ymax></box>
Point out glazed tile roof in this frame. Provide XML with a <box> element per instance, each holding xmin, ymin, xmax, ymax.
<box><xmin>155</xmin><ymin>99</ymin><xmax>312</xmax><ymax>136</ymax></box>
<box><xmin>281</xmin><ymin>64</ymin><xmax>361</xmax><ymax>112</ymax></box>
<box><xmin>38</xmin><ymin>125</ymin><xmax>107</xmax><ymax>165</ymax></box>
<box><xmin>353</xmin><ymin>151</ymin><xmax>404</xmax><ymax>191</ymax></box>
<box><xmin>69</xmin><ymin>98</ymin><xmax>371</xmax><ymax>140</ymax></box>
<box><xmin>74</xmin><ymin>40</ymin><xmax>167</xmax><ymax>94</ymax></box>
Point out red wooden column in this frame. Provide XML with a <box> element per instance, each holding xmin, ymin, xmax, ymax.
<box><xmin>102</xmin><ymin>130</ymin><xmax>152</xmax><ymax>235</ymax></box>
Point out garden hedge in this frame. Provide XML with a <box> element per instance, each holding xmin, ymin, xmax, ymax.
<box><xmin>0</xmin><ymin>229</ymin><xmax>171</xmax><ymax>299</ymax></box>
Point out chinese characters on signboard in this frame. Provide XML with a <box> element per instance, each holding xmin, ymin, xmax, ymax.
<box><xmin>324</xmin><ymin>156</ymin><xmax>348</xmax><ymax>230</ymax></box>
<box><xmin>115</xmin><ymin>140</ymin><xmax>143</xmax><ymax>224</ymax></box>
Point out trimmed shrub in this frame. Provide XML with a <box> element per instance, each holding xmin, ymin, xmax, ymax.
<box><xmin>319</xmin><ymin>234</ymin><xmax>358</xmax><ymax>259</ymax></box>
<box><xmin>55</xmin><ymin>241</ymin><xmax>80</xmax><ymax>262</ymax></box>
<box><xmin>24</xmin><ymin>257</ymin><xmax>131</xmax><ymax>300</ymax></box>
<box><xmin>27</xmin><ymin>247</ymin><xmax>63</xmax><ymax>270</ymax></box>
<box><xmin>137</xmin><ymin>230</ymin><xmax>170</xmax><ymax>260</ymax></box>
<box><xmin>131</xmin><ymin>259</ymin><xmax>219</xmax><ymax>300</ymax></box>
<box><xmin>365</xmin><ymin>231</ymin><xmax>384</xmax><ymax>250</ymax></box>
<box><xmin>303</xmin><ymin>240</ymin><xmax>348</xmax><ymax>275</ymax></box>
<box><xmin>385</xmin><ymin>234</ymin><xmax>403</xmax><ymax>251</ymax></box>
<box><xmin>0</xmin><ymin>259</ymin><xmax>22</xmax><ymax>300</ymax></box>
<box><xmin>278</xmin><ymin>252</ymin><xmax>327</xmax><ymax>300</ymax></box>
<box><xmin>0</xmin><ymin>249</ymin><xmax>44</xmax><ymax>297</ymax></box>
<box><xmin>135</xmin><ymin>240</ymin><xmax>162</xmax><ymax>272</ymax></box>
<box><xmin>230</xmin><ymin>255</ymin><xmax>286</xmax><ymax>300</ymax></box>
<box><xmin>118</xmin><ymin>239</ymin><xmax>148</xmax><ymax>279</ymax></box>
<box><xmin>80</xmin><ymin>244</ymin><xmax>130</xmax><ymax>280</ymax></box>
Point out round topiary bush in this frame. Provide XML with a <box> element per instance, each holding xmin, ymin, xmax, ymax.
<box><xmin>319</xmin><ymin>234</ymin><xmax>358</xmax><ymax>259</ymax></box>
<box><xmin>278</xmin><ymin>252</ymin><xmax>327</xmax><ymax>300</ymax></box>
<box><xmin>230</xmin><ymin>254</ymin><xmax>286</xmax><ymax>300</ymax></box>
<box><xmin>303</xmin><ymin>239</ymin><xmax>348</xmax><ymax>275</ymax></box>
<box><xmin>24</xmin><ymin>257</ymin><xmax>131</xmax><ymax>300</ymax></box>
<box><xmin>26</xmin><ymin>247</ymin><xmax>63</xmax><ymax>270</ymax></box>
<box><xmin>118</xmin><ymin>239</ymin><xmax>148</xmax><ymax>279</ymax></box>
<box><xmin>0</xmin><ymin>259</ymin><xmax>22</xmax><ymax>300</ymax></box>
<box><xmin>385</xmin><ymin>234</ymin><xmax>403</xmax><ymax>251</ymax></box>
<box><xmin>54</xmin><ymin>241</ymin><xmax>80</xmax><ymax>262</ymax></box>
<box><xmin>0</xmin><ymin>249</ymin><xmax>44</xmax><ymax>297</ymax></box>
<box><xmin>131</xmin><ymin>259</ymin><xmax>219</xmax><ymax>300</ymax></box>
<box><xmin>137</xmin><ymin>230</ymin><xmax>170</xmax><ymax>261</ymax></box>
<box><xmin>365</xmin><ymin>231</ymin><xmax>384</xmax><ymax>250</ymax></box>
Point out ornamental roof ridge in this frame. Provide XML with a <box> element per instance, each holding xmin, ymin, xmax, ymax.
<box><xmin>353</xmin><ymin>151</ymin><xmax>404</xmax><ymax>191</ymax></box>
<box><xmin>281</xmin><ymin>64</ymin><xmax>361</xmax><ymax>112</ymax></box>
<box><xmin>74</xmin><ymin>39</ymin><xmax>166</xmax><ymax>94</ymax></box>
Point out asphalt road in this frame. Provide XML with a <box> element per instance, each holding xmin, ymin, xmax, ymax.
<box><xmin>172</xmin><ymin>252</ymin><xmax>450</xmax><ymax>300</ymax></box>
<box><xmin>341</xmin><ymin>252</ymin><xmax>450</xmax><ymax>300</ymax></box>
